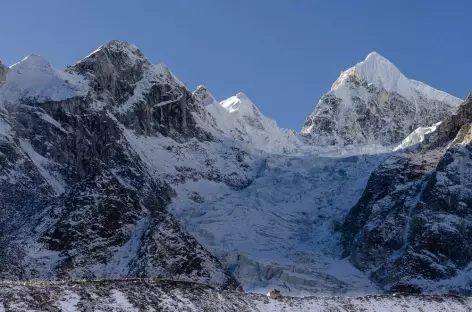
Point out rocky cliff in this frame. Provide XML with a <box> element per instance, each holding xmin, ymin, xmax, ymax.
<box><xmin>341</xmin><ymin>94</ymin><xmax>472</xmax><ymax>293</ymax></box>
<box><xmin>0</xmin><ymin>40</ymin><xmax>239</xmax><ymax>289</ymax></box>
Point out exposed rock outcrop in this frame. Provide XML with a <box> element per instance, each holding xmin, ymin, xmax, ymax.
<box><xmin>0</xmin><ymin>61</ymin><xmax>7</xmax><ymax>87</ymax></box>
<box><xmin>341</xmin><ymin>94</ymin><xmax>472</xmax><ymax>293</ymax></box>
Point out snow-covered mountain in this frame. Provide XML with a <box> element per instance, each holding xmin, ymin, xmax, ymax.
<box><xmin>0</xmin><ymin>40</ymin><xmax>470</xmax><ymax>309</ymax></box>
<box><xmin>0</xmin><ymin>40</ymin><xmax>239</xmax><ymax>289</ymax></box>
<box><xmin>203</xmin><ymin>87</ymin><xmax>302</xmax><ymax>153</ymax></box>
<box><xmin>302</xmin><ymin>52</ymin><xmax>462</xmax><ymax>146</ymax></box>
<box><xmin>0</xmin><ymin>54</ymin><xmax>88</xmax><ymax>104</ymax></box>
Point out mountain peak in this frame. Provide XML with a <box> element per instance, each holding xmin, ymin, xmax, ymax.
<box><xmin>363</xmin><ymin>51</ymin><xmax>389</xmax><ymax>63</ymax></box>
<box><xmin>331</xmin><ymin>51</ymin><xmax>408</xmax><ymax>96</ymax></box>
<box><xmin>76</xmin><ymin>40</ymin><xmax>147</xmax><ymax>68</ymax></box>
<box><xmin>0</xmin><ymin>53</ymin><xmax>88</xmax><ymax>104</ymax></box>
<box><xmin>235</xmin><ymin>92</ymin><xmax>249</xmax><ymax>100</ymax></box>
<box><xmin>220</xmin><ymin>92</ymin><xmax>258</xmax><ymax>116</ymax></box>
<box><xmin>303</xmin><ymin>53</ymin><xmax>462</xmax><ymax>146</ymax></box>
<box><xmin>193</xmin><ymin>85</ymin><xmax>218</xmax><ymax>106</ymax></box>
<box><xmin>13</xmin><ymin>54</ymin><xmax>50</xmax><ymax>67</ymax></box>
<box><xmin>354</xmin><ymin>51</ymin><xmax>407</xmax><ymax>94</ymax></box>
<box><xmin>359</xmin><ymin>51</ymin><xmax>401</xmax><ymax>81</ymax></box>
<box><xmin>101</xmin><ymin>40</ymin><xmax>144</xmax><ymax>58</ymax></box>
<box><xmin>104</xmin><ymin>39</ymin><xmax>138</xmax><ymax>49</ymax></box>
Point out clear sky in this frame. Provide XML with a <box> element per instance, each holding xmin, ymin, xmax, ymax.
<box><xmin>1</xmin><ymin>0</ymin><xmax>471</xmax><ymax>130</ymax></box>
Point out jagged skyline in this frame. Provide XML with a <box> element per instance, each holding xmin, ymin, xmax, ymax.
<box><xmin>1</xmin><ymin>0</ymin><xmax>470</xmax><ymax>130</ymax></box>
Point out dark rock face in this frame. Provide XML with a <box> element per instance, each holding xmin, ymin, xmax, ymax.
<box><xmin>425</xmin><ymin>92</ymin><xmax>472</xmax><ymax>148</ymax></box>
<box><xmin>0</xmin><ymin>40</ymin><xmax>238</xmax><ymax>289</ymax></box>
<box><xmin>0</xmin><ymin>61</ymin><xmax>7</xmax><ymax>87</ymax></box>
<box><xmin>70</xmin><ymin>41</ymin><xmax>213</xmax><ymax>142</ymax></box>
<box><xmin>341</xmin><ymin>95</ymin><xmax>472</xmax><ymax>293</ymax></box>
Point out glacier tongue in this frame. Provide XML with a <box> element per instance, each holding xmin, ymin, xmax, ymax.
<box><xmin>171</xmin><ymin>150</ymin><xmax>389</xmax><ymax>295</ymax></box>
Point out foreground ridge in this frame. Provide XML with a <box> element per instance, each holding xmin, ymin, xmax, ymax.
<box><xmin>0</xmin><ymin>278</ymin><xmax>471</xmax><ymax>312</ymax></box>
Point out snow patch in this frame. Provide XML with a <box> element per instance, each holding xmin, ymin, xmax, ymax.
<box><xmin>103</xmin><ymin>214</ymin><xmax>150</xmax><ymax>277</ymax></box>
<box><xmin>19</xmin><ymin>139</ymin><xmax>65</xmax><ymax>194</ymax></box>
<box><xmin>118</xmin><ymin>63</ymin><xmax>182</xmax><ymax>113</ymax></box>
<box><xmin>108</xmin><ymin>289</ymin><xmax>139</xmax><ymax>312</ymax></box>
<box><xmin>0</xmin><ymin>116</ymin><xmax>11</xmax><ymax>139</ymax></box>
<box><xmin>394</xmin><ymin>122</ymin><xmax>441</xmax><ymax>151</ymax></box>
<box><xmin>57</xmin><ymin>291</ymin><xmax>80</xmax><ymax>312</ymax></box>
<box><xmin>36</xmin><ymin>111</ymin><xmax>68</xmax><ymax>134</ymax></box>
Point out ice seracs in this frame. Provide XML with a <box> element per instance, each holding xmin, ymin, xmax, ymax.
<box><xmin>394</xmin><ymin>121</ymin><xmax>442</xmax><ymax>151</ymax></box>
<box><xmin>302</xmin><ymin>51</ymin><xmax>462</xmax><ymax>146</ymax></box>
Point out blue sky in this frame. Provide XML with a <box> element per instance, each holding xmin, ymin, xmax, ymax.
<box><xmin>2</xmin><ymin>0</ymin><xmax>471</xmax><ymax>129</ymax></box>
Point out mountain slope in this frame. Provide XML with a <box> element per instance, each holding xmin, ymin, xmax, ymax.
<box><xmin>341</xmin><ymin>93</ymin><xmax>472</xmax><ymax>293</ymax></box>
<box><xmin>0</xmin><ymin>40</ymin><xmax>238</xmax><ymax>289</ymax></box>
<box><xmin>302</xmin><ymin>52</ymin><xmax>462</xmax><ymax>146</ymax></box>
<box><xmin>0</xmin><ymin>54</ymin><xmax>88</xmax><ymax>104</ymax></box>
<box><xmin>205</xmin><ymin>89</ymin><xmax>302</xmax><ymax>154</ymax></box>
